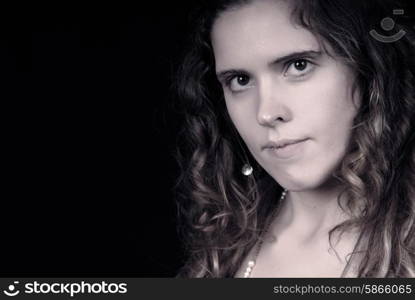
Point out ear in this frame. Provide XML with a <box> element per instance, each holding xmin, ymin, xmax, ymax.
<box><xmin>351</xmin><ymin>80</ymin><xmax>362</xmax><ymax>111</ymax></box>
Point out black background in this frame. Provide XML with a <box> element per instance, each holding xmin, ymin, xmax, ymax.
<box><xmin>0</xmin><ymin>2</ymin><xmax>200</xmax><ymax>277</ymax></box>
<box><xmin>0</xmin><ymin>2</ymin><xmax>414</xmax><ymax>277</ymax></box>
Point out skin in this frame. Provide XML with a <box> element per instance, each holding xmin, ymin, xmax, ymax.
<box><xmin>211</xmin><ymin>0</ymin><xmax>361</xmax><ymax>276</ymax></box>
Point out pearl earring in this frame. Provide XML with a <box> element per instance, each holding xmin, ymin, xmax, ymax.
<box><xmin>242</xmin><ymin>163</ymin><xmax>253</xmax><ymax>176</ymax></box>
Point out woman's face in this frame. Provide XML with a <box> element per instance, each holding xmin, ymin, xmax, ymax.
<box><xmin>211</xmin><ymin>0</ymin><xmax>360</xmax><ymax>191</ymax></box>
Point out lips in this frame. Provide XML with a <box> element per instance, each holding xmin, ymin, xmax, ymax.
<box><xmin>262</xmin><ymin>138</ymin><xmax>308</xmax><ymax>150</ymax></box>
<box><xmin>263</xmin><ymin>138</ymin><xmax>309</xmax><ymax>160</ymax></box>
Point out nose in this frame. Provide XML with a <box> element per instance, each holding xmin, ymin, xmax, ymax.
<box><xmin>256</xmin><ymin>83</ymin><xmax>290</xmax><ymax>127</ymax></box>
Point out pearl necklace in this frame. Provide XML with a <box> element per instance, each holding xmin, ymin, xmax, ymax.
<box><xmin>243</xmin><ymin>189</ymin><xmax>288</xmax><ymax>278</ymax></box>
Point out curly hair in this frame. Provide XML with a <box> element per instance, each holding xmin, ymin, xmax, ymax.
<box><xmin>173</xmin><ymin>0</ymin><xmax>415</xmax><ymax>277</ymax></box>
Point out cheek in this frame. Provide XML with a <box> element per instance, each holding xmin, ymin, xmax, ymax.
<box><xmin>300</xmin><ymin>67</ymin><xmax>358</xmax><ymax>140</ymax></box>
<box><xmin>225</xmin><ymin>99</ymin><xmax>264</xmax><ymax>162</ymax></box>
<box><xmin>306</xmin><ymin>109</ymin><xmax>356</xmax><ymax>182</ymax></box>
<box><xmin>282</xmin><ymin>79</ymin><xmax>358</xmax><ymax>188</ymax></box>
<box><xmin>304</xmin><ymin>86</ymin><xmax>356</xmax><ymax>159</ymax></box>
<box><xmin>225</xmin><ymin>99</ymin><xmax>255</xmax><ymax>137</ymax></box>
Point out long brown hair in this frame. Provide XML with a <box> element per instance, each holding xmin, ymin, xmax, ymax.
<box><xmin>173</xmin><ymin>0</ymin><xmax>415</xmax><ymax>277</ymax></box>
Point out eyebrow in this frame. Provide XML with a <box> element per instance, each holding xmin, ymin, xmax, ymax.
<box><xmin>216</xmin><ymin>50</ymin><xmax>322</xmax><ymax>81</ymax></box>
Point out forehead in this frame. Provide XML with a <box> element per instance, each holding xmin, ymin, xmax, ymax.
<box><xmin>211</xmin><ymin>0</ymin><xmax>320</xmax><ymax>70</ymax></box>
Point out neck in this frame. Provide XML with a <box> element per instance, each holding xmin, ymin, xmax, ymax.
<box><xmin>276</xmin><ymin>181</ymin><xmax>351</xmax><ymax>241</ymax></box>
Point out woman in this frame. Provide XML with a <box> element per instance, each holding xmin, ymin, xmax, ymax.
<box><xmin>173</xmin><ymin>0</ymin><xmax>415</xmax><ymax>277</ymax></box>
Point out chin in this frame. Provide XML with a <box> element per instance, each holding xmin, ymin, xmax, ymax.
<box><xmin>271</xmin><ymin>171</ymin><xmax>334</xmax><ymax>192</ymax></box>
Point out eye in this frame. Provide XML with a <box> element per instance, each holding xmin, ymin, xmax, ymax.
<box><xmin>225</xmin><ymin>74</ymin><xmax>253</xmax><ymax>93</ymax></box>
<box><xmin>284</xmin><ymin>59</ymin><xmax>315</xmax><ymax>78</ymax></box>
